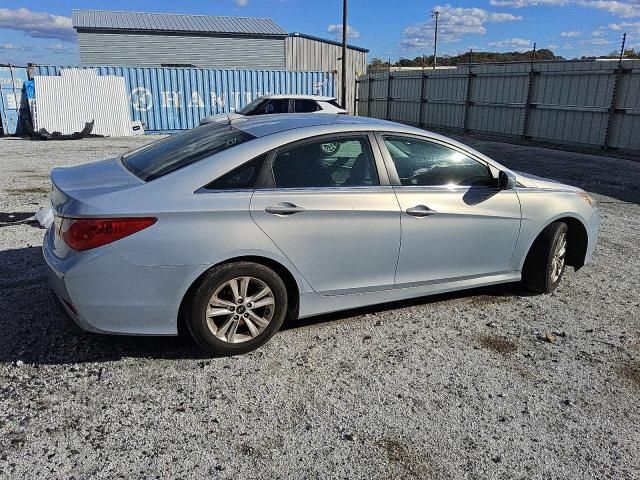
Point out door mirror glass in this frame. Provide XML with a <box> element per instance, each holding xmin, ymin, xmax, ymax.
<box><xmin>498</xmin><ymin>170</ymin><xmax>517</xmax><ymax>190</ymax></box>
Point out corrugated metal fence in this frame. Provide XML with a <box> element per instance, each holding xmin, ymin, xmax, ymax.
<box><xmin>34</xmin><ymin>66</ymin><xmax>335</xmax><ymax>133</ymax></box>
<box><xmin>356</xmin><ymin>60</ymin><xmax>640</xmax><ymax>153</ymax></box>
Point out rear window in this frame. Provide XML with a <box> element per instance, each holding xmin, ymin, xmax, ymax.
<box><xmin>122</xmin><ymin>124</ymin><xmax>255</xmax><ymax>181</ymax></box>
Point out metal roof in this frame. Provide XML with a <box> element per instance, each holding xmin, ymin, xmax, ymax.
<box><xmin>288</xmin><ymin>33</ymin><xmax>369</xmax><ymax>53</ymax></box>
<box><xmin>72</xmin><ymin>9</ymin><xmax>288</xmax><ymax>37</ymax></box>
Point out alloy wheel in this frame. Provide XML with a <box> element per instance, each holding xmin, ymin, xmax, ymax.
<box><xmin>205</xmin><ymin>276</ymin><xmax>275</xmax><ymax>343</ymax></box>
<box><xmin>550</xmin><ymin>232</ymin><xmax>567</xmax><ymax>284</ymax></box>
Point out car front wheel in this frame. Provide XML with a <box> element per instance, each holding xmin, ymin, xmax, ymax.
<box><xmin>186</xmin><ymin>262</ymin><xmax>288</xmax><ymax>356</ymax></box>
<box><xmin>522</xmin><ymin>221</ymin><xmax>569</xmax><ymax>293</ymax></box>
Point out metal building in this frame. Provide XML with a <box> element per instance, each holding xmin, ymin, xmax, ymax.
<box><xmin>286</xmin><ymin>33</ymin><xmax>368</xmax><ymax>114</ymax></box>
<box><xmin>73</xmin><ymin>10</ymin><xmax>368</xmax><ymax>110</ymax></box>
<box><xmin>73</xmin><ymin>10</ymin><xmax>288</xmax><ymax>69</ymax></box>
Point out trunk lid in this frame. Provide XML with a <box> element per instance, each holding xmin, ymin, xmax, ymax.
<box><xmin>50</xmin><ymin>157</ymin><xmax>144</xmax><ymax>215</ymax></box>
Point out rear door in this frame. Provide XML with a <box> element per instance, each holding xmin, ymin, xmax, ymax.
<box><xmin>376</xmin><ymin>133</ymin><xmax>521</xmax><ymax>286</ymax></box>
<box><xmin>250</xmin><ymin>132</ymin><xmax>401</xmax><ymax>295</ymax></box>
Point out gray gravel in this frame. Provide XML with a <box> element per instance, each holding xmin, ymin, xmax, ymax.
<box><xmin>1</xmin><ymin>135</ymin><xmax>639</xmax><ymax>479</ymax></box>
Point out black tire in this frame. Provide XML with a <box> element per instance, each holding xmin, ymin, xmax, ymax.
<box><xmin>186</xmin><ymin>262</ymin><xmax>288</xmax><ymax>356</ymax></box>
<box><xmin>522</xmin><ymin>221</ymin><xmax>569</xmax><ymax>293</ymax></box>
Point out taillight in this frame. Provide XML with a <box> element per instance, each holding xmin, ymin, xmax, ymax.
<box><xmin>60</xmin><ymin>217</ymin><xmax>157</xmax><ymax>251</ymax></box>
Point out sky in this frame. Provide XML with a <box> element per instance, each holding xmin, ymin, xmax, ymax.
<box><xmin>0</xmin><ymin>0</ymin><xmax>638</xmax><ymax>66</ymax></box>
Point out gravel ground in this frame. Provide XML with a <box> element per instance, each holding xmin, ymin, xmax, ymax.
<box><xmin>0</xmin><ymin>134</ymin><xmax>639</xmax><ymax>479</ymax></box>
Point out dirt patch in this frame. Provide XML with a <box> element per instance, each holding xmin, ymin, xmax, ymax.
<box><xmin>617</xmin><ymin>361</ymin><xmax>640</xmax><ymax>389</ymax></box>
<box><xmin>478</xmin><ymin>335</ymin><xmax>517</xmax><ymax>355</ymax></box>
<box><xmin>6</xmin><ymin>187</ymin><xmax>50</xmax><ymax>195</ymax></box>
<box><xmin>466</xmin><ymin>295</ymin><xmax>513</xmax><ymax>307</ymax></box>
<box><xmin>376</xmin><ymin>438</ymin><xmax>434</xmax><ymax>478</ymax></box>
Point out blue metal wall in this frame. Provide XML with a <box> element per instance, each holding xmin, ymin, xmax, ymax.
<box><xmin>34</xmin><ymin>66</ymin><xmax>336</xmax><ymax>133</ymax></box>
<box><xmin>0</xmin><ymin>66</ymin><xmax>30</xmax><ymax>135</ymax></box>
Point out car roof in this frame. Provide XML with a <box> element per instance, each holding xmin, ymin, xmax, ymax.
<box><xmin>229</xmin><ymin>114</ymin><xmax>504</xmax><ymax>171</ymax></box>
<box><xmin>260</xmin><ymin>94</ymin><xmax>336</xmax><ymax>101</ymax></box>
<box><xmin>232</xmin><ymin>113</ymin><xmax>420</xmax><ymax>137</ymax></box>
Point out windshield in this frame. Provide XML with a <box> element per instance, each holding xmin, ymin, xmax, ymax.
<box><xmin>122</xmin><ymin>124</ymin><xmax>255</xmax><ymax>181</ymax></box>
<box><xmin>238</xmin><ymin>97</ymin><xmax>266</xmax><ymax>115</ymax></box>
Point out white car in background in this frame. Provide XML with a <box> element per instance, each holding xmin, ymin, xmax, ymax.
<box><xmin>200</xmin><ymin>94</ymin><xmax>347</xmax><ymax>125</ymax></box>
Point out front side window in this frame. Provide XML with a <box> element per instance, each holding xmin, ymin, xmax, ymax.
<box><xmin>250</xmin><ymin>99</ymin><xmax>289</xmax><ymax>115</ymax></box>
<box><xmin>383</xmin><ymin>136</ymin><xmax>494</xmax><ymax>187</ymax></box>
<box><xmin>270</xmin><ymin>136</ymin><xmax>379</xmax><ymax>189</ymax></box>
<box><xmin>294</xmin><ymin>99</ymin><xmax>320</xmax><ymax>113</ymax></box>
<box><xmin>122</xmin><ymin>124</ymin><xmax>255</xmax><ymax>182</ymax></box>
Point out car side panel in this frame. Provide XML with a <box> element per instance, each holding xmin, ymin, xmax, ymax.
<box><xmin>511</xmin><ymin>188</ymin><xmax>597</xmax><ymax>271</ymax></box>
<box><xmin>250</xmin><ymin>187</ymin><xmax>401</xmax><ymax>294</ymax></box>
<box><xmin>393</xmin><ymin>187</ymin><xmax>522</xmax><ymax>285</ymax></box>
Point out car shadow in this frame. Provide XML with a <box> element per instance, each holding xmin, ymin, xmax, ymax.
<box><xmin>0</xmin><ymin>245</ymin><xmax>531</xmax><ymax>365</ymax></box>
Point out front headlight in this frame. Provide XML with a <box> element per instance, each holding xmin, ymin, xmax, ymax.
<box><xmin>577</xmin><ymin>192</ymin><xmax>596</xmax><ymax>209</ymax></box>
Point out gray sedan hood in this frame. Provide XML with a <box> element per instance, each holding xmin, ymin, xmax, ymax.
<box><xmin>514</xmin><ymin>170</ymin><xmax>583</xmax><ymax>192</ymax></box>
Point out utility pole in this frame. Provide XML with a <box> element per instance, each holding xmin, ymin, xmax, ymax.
<box><xmin>341</xmin><ymin>0</ymin><xmax>348</xmax><ymax>109</ymax></box>
<box><xmin>432</xmin><ymin>9</ymin><xmax>440</xmax><ymax>70</ymax></box>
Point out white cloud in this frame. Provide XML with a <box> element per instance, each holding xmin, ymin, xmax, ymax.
<box><xmin>0</xmin><ymin>8</ymin><xmax>74</xmax><ymax>42</ymax></box>
<box><xmin>488</xmin><ymin>37</ymin><xmax>532</xmax><ymax>49</ymax></box>
<box><xmin>584</xmin><ymin>37</ymin><xmax>614</xmax><ymax>44</ymax></box>
<box><xmin>327</xmin><ymin>24</ymin><xmax>361</xmax><ymax>39</ymax></box>
<box><xmin>401</xmin><ymin>5</ymin><xmax>521</xmax><ymax>48</ymax></box>
<box><xmin>609</xmin><ymin>20</ymin><xmax>640</xmax><ymax>30</ymax></box>
<box><xmin>490</xmin><ymin>0</ymin><xmax>639</xmax><ymax>17</ymax></box>
<box><xmin>576</xmin><ymin>0</ymin><xmax>639</xmax><ymax>18</ymax></box>
<box><xmin>0</xmin><ymin>43</ymin><xmax>30</xmax><ymax>51</ymax></box>
<box><xmin>561</xmin><ymin>30</ymin><xmax>581</xmax><ymax>37</ymax></box>
<box><xmin>234</xmin><ymin>0</ymin><xmax>249</xmax><ymax>6</ymax></box>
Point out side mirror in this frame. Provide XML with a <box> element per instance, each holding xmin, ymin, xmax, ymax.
<box><xmin>498</xmin><ymin>170</ymin><xmax>517</xmax><ymax>190</ymax></box>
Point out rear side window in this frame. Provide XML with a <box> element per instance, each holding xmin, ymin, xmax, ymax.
<box><xmin>122</xmin><ymin>124</ymin><xmax>255</xmax><ymax>181</ymax></box>
<box><xmin>270</xmin><ymin>136</ymin><xmax>379</xmax><ymax>189</ymax></box>
<box><xmin>294</xmin><ymin>99</ymin><xmax>320</xmax><ymax>113</ymax></box>
<box><xmin>327</xmin><ymin>100</ymin><xmax>343</xmax><ymax>108</ymax></box>
<box><xmin>204</xmin><ymin>155</ymin><xmax>266</xmax><ymax>190</ymax></box>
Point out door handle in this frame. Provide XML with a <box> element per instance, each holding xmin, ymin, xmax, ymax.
<box><xmin>406</xmin><ymin>205</ymin><xmax>437</xmax><ymax>217</ymax></box>
<box><xmin>265</xmin><ymin>202</ymin><xmax>305</xmax><ymax>215</ymax></box>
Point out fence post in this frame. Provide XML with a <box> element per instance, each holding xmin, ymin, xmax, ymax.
<box><xmin>385</xmin><ymin>72</ymin><xmax>393</xmax><ymax>120</ymax></box>
<box><xmin>522</xmin><ymin>43</ymin><xmax>537</xmax><ymax>139</ymax></box>
<box><xmin>463</xmin><ymin>65</ymin><xmax>474</xmax><ymax>132</ymax></box>
<box><xmin>353</xmin><ymin>77</ymin><xmax>359</xmax><ymax>115</ymax></box>
<box><xmin>367</xmin><ymin>76</ymin><xmax>373</xmax><ymax>117</ymax></box>
<box><xmin>603</xmin><ymin>33</ymin><xmax>627</xmax><ymax>150</ymax></box>
<box><xmin>418</xmin><ymin>72</ymin><xmax>426</xmax><ymax>127</ymax></box>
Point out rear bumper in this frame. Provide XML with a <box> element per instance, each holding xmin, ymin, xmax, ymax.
<box><xmin>42</xmin><ymin>227</ymin><xmax>202</xmax><ymax>336</ymax></box>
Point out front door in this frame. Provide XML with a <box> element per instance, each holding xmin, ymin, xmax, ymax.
<box><xmin>250</xmin><ymin>133</ymin><xmax>401</xmax><ymax>295</ymax></box>
<box><xmin>377</xmin><ymin>134</ymin><xmax>521</xmax><ymax>286</ymax></box>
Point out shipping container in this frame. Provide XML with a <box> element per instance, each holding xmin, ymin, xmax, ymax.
<box><xmin>34</xmin><ymin>66</ymin><xmax>336</xmax><ymax>133</ymax></box>
<box><xmin>0</xmin><ymin>65</ymin><xmax>29</xmax><ymax>135</ymax></box>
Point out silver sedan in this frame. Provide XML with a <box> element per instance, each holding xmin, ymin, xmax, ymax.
<box><xmin>43</xmin><ymin>114</ymin><xmax>600</xmax><ymax>355</ymax></box>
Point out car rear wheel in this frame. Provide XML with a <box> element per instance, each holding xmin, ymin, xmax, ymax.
<box><xmin>522</xmin><ymin>221</ymin><xmax>569</xmax><ymax>293</ymax></box>
<box><xmin>187</xmin><ymin>262</ymin><xmax>288</xmax><ymax>356</ymax></box>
